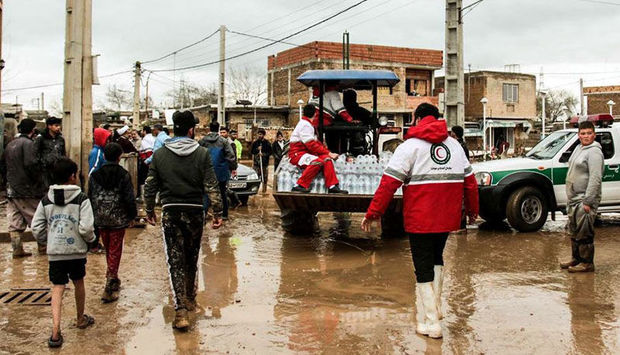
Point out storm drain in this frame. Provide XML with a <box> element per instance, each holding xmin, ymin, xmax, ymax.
<box><xmin>0</xmin><ymin>288</ymin><xmax>52</xmax><ymax>306</ymax></box>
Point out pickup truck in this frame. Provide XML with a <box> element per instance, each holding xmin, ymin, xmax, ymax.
<box><xmin>473</xmin><ymin>115</ymin><xmax>620</xmax><ymax>232</ymax></box>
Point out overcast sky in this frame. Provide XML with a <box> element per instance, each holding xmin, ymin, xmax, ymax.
<box><xmin>2</xmin><ymin>0</ymin><xmax>619</xmax><ymax>112</ymax></box>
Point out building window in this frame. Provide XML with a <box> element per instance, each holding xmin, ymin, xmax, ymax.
<box><xmin>406</xmin><ymin>79</ymin><xmax>428</xmax><ymax>96</ymax></box>
<box><xmin>503</xmin><ymin>83</ymin><xmax>519</xmax><ymax>103</ymax></box>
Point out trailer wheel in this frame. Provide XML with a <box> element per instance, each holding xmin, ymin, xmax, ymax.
<box><xmin>381</xmin><ymin>208</ymin><xmax>405</xmax><ymax>238</ymax></box>
<box><xmin>281</xmin><ymin>209</ymin><xmax>317</xmax><ymax>235</ymax></box>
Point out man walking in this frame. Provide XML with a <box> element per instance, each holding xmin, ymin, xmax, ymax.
<box><xmin>5</xmin><ymin>119</ymin><xmax>47</xmax><ymax>257</ymax></box>
<box><xmin>561</xmin><ymin>121</ymin><xmax>604</xmax><ymax>273</ymax></box>
<box><xmin>144</xmin><ymin>111</ymin><xmax>223</xmax><ymax>330</ymax></box>
<box><xmin>361</xmin><ymin>104</ymin><xmax>478</xmax><ymax>339</ymax></box>
<box><xmin>198</xmin><ymin>121</ymin><xmax>237</xmax><ymax>220</ymax></box>
<box><xmin>251</xmin><ymin>129</ymin><xmax>272</xmax><ymax>193</ymax></box>
<box><xmin>35</xmin><ymin>117</ymin><xmax>66</xmax><ymax>188</ymax></box>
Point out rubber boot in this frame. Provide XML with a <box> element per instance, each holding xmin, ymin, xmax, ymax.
<box><xmin>10</xmin><ymin>232</ymin><xmax>32</xmax><ymax>258</ymax></box>
<box><xmin>173</xmin><ymin>309</ymin><xmax>190</xmax><ymax>330</ymax></box>
<box><xmin>433</xmin><ymin>265</ymin><xmax>444</xmax><ymax>320</ymax></box>
<box><xmin>417</xmin><ymin>282</ymin><xmax>442</xmax><ymax>339</ymax></box>
<box><xmin>101</xmin><ymin>279</ymin><xmax>119</xmax><ymax>303</ymax></box>
<box><xmin>37</xmin><ymin>243</ymin><xmax>47</xmax><ymax>255</ymax></box>
<box><xmin>415</xmin><ymin>287</ymin><xmax>429</xmax><ymax>335</ymax></box>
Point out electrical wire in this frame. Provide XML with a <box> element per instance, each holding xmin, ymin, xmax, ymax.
<box><xmin>3</xmin><ymin>70</ymin><xmax>133</xmax><ymax>93</ymax></box>
<box><xmin>146</xmin><ymin>0</ymin><xmax>369</xmax><ymax>73</ymax></box>
<box><xmin>140</xmin><ymin>28</ymin><xmax>220</xmax><ymax>64</ymax></box>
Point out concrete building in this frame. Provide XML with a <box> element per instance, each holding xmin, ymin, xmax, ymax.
<box><xmin>584</xmin><ymin>85</ymin><xmax>620</xmax><ymax>117</ymax></box>
<box><xmin>436</xmin><ymin>70</ymin><xmax>537</xmax><ymax>154</ymax></box>
<box><xmin>267</xmin><ymin>41</ymin><xmax>443</xmax><ymax>128</ymax></box>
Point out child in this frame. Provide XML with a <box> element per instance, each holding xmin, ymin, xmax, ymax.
<box><xmin>31</xmin><ymin>157</ymin><xmax>96</xmax><ymax>348</ymax></box>
<box><xmin>87</xmin><ymin>143</ymin><xmax>137</xmax><ymax>302</ymax></box>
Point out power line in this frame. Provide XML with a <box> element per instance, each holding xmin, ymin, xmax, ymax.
<box><xmin>578</xmin><ymin>0</ymin><xmax>620</xmax><ymax>5</ymax></box>
<box><xmin>141</xmin><ymin>28</ymin><xmax>220</xmax><ymax>64</ymax></box>
<box><xmin>3</xmin><ymin>70</ymin><xmax>133</xmax><ymax>93</ymax></box>
<box><xmin>146</xmin><ymin>0</ymin><xmax>369</xmax><ymax>73</ymax></box>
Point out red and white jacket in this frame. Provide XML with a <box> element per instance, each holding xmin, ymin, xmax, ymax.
<box><xmin>309</xmin><ymin>88</ymin><xmax>353</xmax><ymax>127</ymax></box>
<box><xmin>289</xmin><ymin>116</ymin><xmax>331</xmax><ymax>166</ymax></box>
<box><xmin>366</xmin><ymin>116</ymin><xmax>479</xmax><ymax>234</ymax></box>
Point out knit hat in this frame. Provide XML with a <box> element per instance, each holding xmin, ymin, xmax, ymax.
<box><xmin>46</xmin><ymin>116</ymin><xmax>62</xmax><ymax>125</ymax></box>
<box><xmin>17</xmin><ymin>119</ymin><xmax>37</xmax><ymax>134</ymax></box>
<box><xmin>173</xmin><ymin>110</ymin><xmax>197</xmax><ymax>132</ymax></box>
<box><xmin>117</xmin><ymin>125</ymin><xmax>129</xmax><ymax>135</ymax></box>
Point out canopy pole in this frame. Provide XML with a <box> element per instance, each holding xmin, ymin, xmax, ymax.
<box><xmin>318</xmin><ymin>82</ymin><xmax>325</xmax><ymax>143</ymax></box>
<box><xmin>372</xmin><ymin>81</ymin><xmax>378</xmax><ymax>156</ymax></box>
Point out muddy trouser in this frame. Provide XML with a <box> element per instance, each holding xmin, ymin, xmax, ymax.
<box><xmin>567</xmin><ymin>202</ymin><xmax>596</xmax><ymax>264</ymax></box>
<box><xmin>161</xmin><ymin>207</ymin><xmax>204</xmax><ymax>310</ymax></box>
<box><xmin>408</xmin><ymin>233</ymin><xmax>449</xmax><ymax>283</ymax></box>
<box><xmin>253</xmin><ymin>163</ymin><xmax>269</xmax><ymax>184</ymax></box>
<box><xmin>219</xmin><ymin>181</ymin><xmax>229</xmax><ymax>218</ymax></box>
<box><xmin>100</xmin><ymin>228</ymin><xmax>126</xmax><ymax>279</ymax></box>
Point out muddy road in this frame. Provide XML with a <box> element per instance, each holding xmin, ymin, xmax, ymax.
<box><xmin>1</xmin><ymin>193</ymin><xmax>619</xmax><ymax>354</ymax></box>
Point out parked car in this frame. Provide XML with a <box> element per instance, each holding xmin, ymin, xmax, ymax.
<box><xmin>228</xmin><ymin>163</ymin><xmax>261</xmax><ymax>205</ymax></box>
<box><xmin>472</xmin><ymin>114</ymin><xmax>620</xmax><ymax>232</ymax></box>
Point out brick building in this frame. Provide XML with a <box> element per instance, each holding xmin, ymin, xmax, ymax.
<box><xmin>584</xmin><ymin>85</ymin><xmax>620</xmax><ymax>117</ymax></box>
<box><xmin>267</xmin><ymin>41</ymin><xmax>443</xmax><ymax>128</ymax></box>
<box><xmin>188</xmin><ymin>104</ymin><xmax>289</xmax><ymax>139</ymax></box>
<box><xmin>436</xmin><ymin>71</ymin><xmax>537</xmax><ymax>154</ymax></box>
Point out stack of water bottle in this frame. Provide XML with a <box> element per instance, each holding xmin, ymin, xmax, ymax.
<box><xmin>276</xmin><ymin>151</ymin><xmax>402</xmax><ymax>195</ymax></box>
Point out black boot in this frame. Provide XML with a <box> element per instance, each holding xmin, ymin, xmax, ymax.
<box><xmin>291</xmin><ymin>185</ymin><xmax>311</xmax><ymax>193</ymax></box>
<box><xmin>328</xmin><ymin>185</ymin><xmax>348</xmax><ymax>194</ymax></box>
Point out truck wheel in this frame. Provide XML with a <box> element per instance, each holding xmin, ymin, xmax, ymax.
<box><xmin>381</xmin><ymin>209</ymin><xmax>405</xmax><ymax>238</ymax></box>
<box><xmin>238</xmin><ymin>195</ymin><xmax>249</xmax><ymax>206</ymax></box>
<box><xmin>505</xmin><ymin>186</ymin><xmax>548</xmax><ymax>232</ymax></box>
<box><xmin>281</xmin><ymin>209</ymin><xmax>317</xmax><ymax>235</ymax></box>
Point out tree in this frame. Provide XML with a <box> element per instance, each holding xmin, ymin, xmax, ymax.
<box><xmin>227</xmin><ymin>66</ymin><xmax>267</xmax><ymax>106</ymax></box>
<box><xmin>166</xmin><ymin>80</ymin><xmax>217</xmax><ymax>108</ymax></box>
<box><xmin>105</xmin><ymin>84</ymin><xmax>131</xmax><ymax>111</ymax></box>
<box><xmin>537</xmin><ymin>89</ymin><xmax>579</xmax><ymax>122</ymax></box>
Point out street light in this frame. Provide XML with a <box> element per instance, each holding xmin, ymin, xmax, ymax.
<box><xmin>540</xmin><ymin>90</ymin><xmax>548</xmax><ymax>139</ymax></box>
<box><xmin>608</xmin><ymin>100</ymin><xmax>616</xmax><ymax>116</ymax></box>
<box><xmin>480</xmin><ymin>97</ymin><xmax>488</xmax><ymax>161</ymax></box>
<box><xmin>297</xmin><ymin>99</ymin><xmax>305</xmax><ymax>120</ymax></box>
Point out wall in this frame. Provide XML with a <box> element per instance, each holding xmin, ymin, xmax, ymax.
<box><xmin>584</xmin><ymin>86</ymin><xmax>620</xmax><ymax>115</ymax></box>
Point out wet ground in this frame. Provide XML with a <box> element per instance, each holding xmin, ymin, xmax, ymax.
<box><xmin>1</xmin><ymin>192</ymin><xmax>619</xmax><ymax>354</ymax></box>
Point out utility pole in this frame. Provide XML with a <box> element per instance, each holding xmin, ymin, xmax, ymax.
<box><xmin>579</xmin><ymin>78</ymin><xmax>585</xmax><ymax>116</ymax></box>
<box><xmin>342</xmin><ymin>31</ymin><xmax>350</xmax><ymax>69</ymax></box>
<box><xmin>444</xmin><ymin>0</ymin><xmax>464</xmax><ymax>128</ymax></box>
<box><xmin>217</xmin><ymin>25</ymin><xmax>226</xmax><ymax>125</ymax></box>
<box><xmin>0</xmin><ymin>0</ymin><xmax>5</xmax><ymax>160</ymax></box>
<box><xmin>132</xmin><ymin>61</ymin><xmax>141</xmax><ymax>129</ymax></box>
<box><xmin>41</xmin><ymin>92</ymin><xmax>45</xmax><ymax>112</ymax></box>
<box><xmin>63</xmin><ymin>0</ymin><xmax>93</xmax><ymax>177</ymax></box>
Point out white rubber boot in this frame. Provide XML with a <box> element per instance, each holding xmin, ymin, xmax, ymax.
<box><xmin>418</xmin><ymin>282</ymin><xmax>442</xmax><ymax>339</ymax></box>
<box><xmin>433</xmin><ymin>265</ymin><xmax>444</xmax><ymax>320</ymax></box>
<box><xmin>415</xmin><ymin>287</ymin><xmax>429</xmax><ymax>335</ymax></box>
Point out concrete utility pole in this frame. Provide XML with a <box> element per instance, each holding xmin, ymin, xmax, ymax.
<box><xmin>217</xmin><ymin>25</ymin><xmax>226</xmax><ymax>125</ymax></box>
<box><xmin>132</xmin><ymin>61</ymin><xmax>141</xmax><ymax>130</ymax></box>
<box><xmin>63</xmin><ymin>0</ymin><xmax>93</xmax><ymax>177</ymax></box>
<box><xmin>41</xmin><ymin>92</ymin><xmax>45</xmax><ymax>112</ymax></box>
<box><xmin>0</xmin><ymin>0</ymin><xmax>5</xmax><ymax>160</ymax></box>
<box><xmin>444</xmin><ymin>0</ymin><xmax>464</xmax><ymax>128</ymax></box>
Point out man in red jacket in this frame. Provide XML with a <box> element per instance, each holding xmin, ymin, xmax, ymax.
<box><xmin>361</xmin><ymin>103</ymin><xmax>479</xmax><ymax>339</ymax></box>
<box><xmin>289</xmin><ymin>104</ymin><xmax>348</xmax><ymax>194</ymax></box>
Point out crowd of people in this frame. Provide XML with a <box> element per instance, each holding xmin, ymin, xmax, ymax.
<box><xmin>1</xmin><ymin>102</ymin><xmax>604</xmax><ymax>346</ymax></box>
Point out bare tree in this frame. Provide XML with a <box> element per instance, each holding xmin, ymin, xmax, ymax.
<box><xmin>49</xmin><ymin>100</ymin><xmax>64</xmax><ymax>117</ymax></box>
<box><xmin>227</xmin><ymin>66</ymin><xmax>267</xmax><ymax>105</ymax></box>
<box><xmin>166</xmin><ymin>80</ymin><xmax>217</xmax><ymax>108</ymax></box>
<box><xmin>105</xmin><ymin>84</ymin><xmax>131</xmax><ymax>111</ymax></box>
<box><xmin>537</xmin><ymin>89</ymin><xmax>579</xmax><ymax>122</ymax></box>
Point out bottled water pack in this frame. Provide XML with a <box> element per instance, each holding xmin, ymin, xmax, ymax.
<box><xmin>276</xmin><ymin>152</ymin><xmax>402</xmax><ymax>196</ymax></box>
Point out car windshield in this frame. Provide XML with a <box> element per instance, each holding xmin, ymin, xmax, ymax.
<box><xmin>526</xmin><ymin>131</ymin><xmax>576</xmax><ymax>160</ymax></box>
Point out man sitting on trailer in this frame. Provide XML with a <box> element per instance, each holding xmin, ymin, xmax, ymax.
<box><xmin>289</xmin><ymin>104</ymin><xmax>348</xmax><ymax>194</ymax></box>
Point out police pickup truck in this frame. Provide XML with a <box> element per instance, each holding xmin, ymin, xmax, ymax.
<box><xmin>473</xmin><ymin>114</ymin><xmax>620</xmax><ymax>232</ymax></box>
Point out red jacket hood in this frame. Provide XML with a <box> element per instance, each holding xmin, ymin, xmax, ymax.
<box><xmin>93</xmin><ymin>128</ymin><xmax>111</xmax><ymax>147</ymax></box>
<box><xmin>404</xmin><ymin>116</ymin><xmax>448</xmax><ymax>143</ymax></box>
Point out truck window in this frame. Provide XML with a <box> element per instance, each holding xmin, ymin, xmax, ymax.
<box><xmin>526</xmin><ymin>131</ymin><xmax>576</xmax><ymax>160</ymax></box>
<box><xmin>560</xmin><ymin>132</ymin><xmax>614</xmax><ymax>160</ymax></box>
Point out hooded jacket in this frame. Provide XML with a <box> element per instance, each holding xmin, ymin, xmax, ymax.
<box><xmin>31</xmin><ymin>185</ymin><xmax>96</xmax><ymax>261</ymax></box>
<box><xmin>4</xmin><ymin>134</ymin><xmax>46</xmax><ymax>199</ymax></box>
<box><xmin>144</xmin><ymin>136</ymin><xmax>222</xmax><ymax>216</ymax></box>
<box><xmin>365</xmin><ymin>116</ymin><xmax>479</xmax><ymax>233</ymax></box>
<box><xmin>198</xmin><ymin>132</ymin><xmax>237</xmax><ymax>182</ymax></box>
<box><xmin>289</xmin><ymin>116</ymin><xmax>331</xmax><ymax>166</ymax></box>
<box><xmin>88</xmin><ymin>128</ymin><xmax>112</xmax><ymax>176</ymax></box>
<box><xmin>566</xmin><ymin>141</ymin><xmax>604</xmax><ymax>208</ymax></box>
<box><xmin>88</xmin><ymin>162</ymin><xmax>137</xmax><ymax>229</ymax></box>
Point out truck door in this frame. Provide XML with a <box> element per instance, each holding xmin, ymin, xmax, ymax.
<box><xmin>552</xmin><ymin>130</ymin><xmax>620</xmax><ymax>207</ymax></box>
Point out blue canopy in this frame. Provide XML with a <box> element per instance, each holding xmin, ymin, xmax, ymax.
<box><xmin>296</xmin><ymin>70</ymin><xmax>400</xmax><ymax>89</ymax></box>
